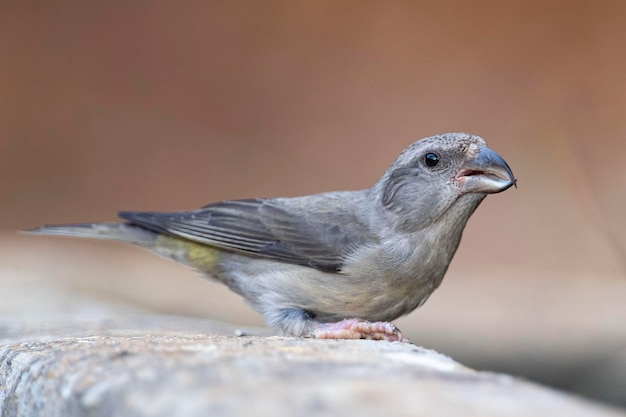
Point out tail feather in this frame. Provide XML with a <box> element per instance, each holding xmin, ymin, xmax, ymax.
<box><xmin>25</xmin><ymin>222</ymin><xmax>221</xmax><ymax>272</ymax></box>
<box><xmin>24</xmin><ymin>222</ymin><xmax>159</xmax><ymax>247</ymax></box>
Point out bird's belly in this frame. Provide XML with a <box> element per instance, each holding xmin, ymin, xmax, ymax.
<box><xmin>305</xmin><ymin>269</ymin><xmax>440</xmax><ymax>323</ymax></box>
<box><xmin>213</xmin><ymin>252</ymin><xmax>443</xmax><ymax>324</ymax></box>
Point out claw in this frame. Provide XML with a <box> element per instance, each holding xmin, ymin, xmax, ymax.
<box><xmin>309</xmin><ymin>318</ymin><xmax>410</xmax><ymax>343</ymax></box>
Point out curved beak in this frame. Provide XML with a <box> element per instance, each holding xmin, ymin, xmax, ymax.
<box><xmin>456</xmin><ymin>146</ymin><xmax>517</xmax><ymax>194</ymax></box>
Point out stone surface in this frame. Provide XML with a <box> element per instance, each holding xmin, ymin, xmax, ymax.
<box><xmin>1</xmin><ymin>314</ymin><xmax>624</xmax><ymax>417</ymax></box>
<box><xmin>0</xmin><ymin>244</ymin><xmax>624</xmax><ymax>416</ymax></box>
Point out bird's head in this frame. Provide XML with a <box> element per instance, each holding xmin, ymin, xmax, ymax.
<box><xmin>373</xmin><ymin>132</ymin><xmax>516</xmax><ymax>232</ymax></box>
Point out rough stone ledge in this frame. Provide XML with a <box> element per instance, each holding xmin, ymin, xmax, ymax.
<box><xmin>1</xmin><ymin>326</ymin><xmax>623</xmax><ymax>417</ymax></box>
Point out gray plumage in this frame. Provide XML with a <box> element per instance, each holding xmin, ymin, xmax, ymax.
<box><xmin>28</xmin><ymin>133</ymin><xmax>516</xmax><ymax>340</ymax></box>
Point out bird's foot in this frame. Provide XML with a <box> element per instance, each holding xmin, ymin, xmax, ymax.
<box><xmin>310</xmin><ymin>318</ymin><xmax>409</xmax><ymax>342</ymax></box>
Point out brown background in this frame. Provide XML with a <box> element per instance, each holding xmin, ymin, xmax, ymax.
<box><xmin>1</xmin><ymin>1</ymin><xmax>625</xmax><ymax>408</ymax></box>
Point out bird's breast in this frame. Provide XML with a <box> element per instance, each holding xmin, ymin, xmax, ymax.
<box><xmin>335</xmin><ymin>234</ymin><xmax>453</xmax><ymax>321</ymax></box>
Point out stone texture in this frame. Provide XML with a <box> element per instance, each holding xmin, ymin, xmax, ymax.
<box><xmin>1</xmin><ymin>315</ymin><xmax>624</xmax><ymax>417</ymax></box>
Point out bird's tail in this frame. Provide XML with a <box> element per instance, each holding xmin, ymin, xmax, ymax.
<box><xmin>25</xmin><ymin>222</ymin><xmax>160</xmax><ymax>247</ymax></box>
<box><xmin>24</xmin><ymin>222</ymin><xmax>220</xmax><ymax>272</ymax></box>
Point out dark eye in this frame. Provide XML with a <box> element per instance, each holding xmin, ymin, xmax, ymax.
<box><xmin>424</xmin><ymin>153</ymin><xmax>439</xmax><ymax>167</ymax></box>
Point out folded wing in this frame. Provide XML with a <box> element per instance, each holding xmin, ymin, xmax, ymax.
<box><xmin>119</xmin><ymin>198</ymin><xmax>376</xmax><ymax>273</ymax></box>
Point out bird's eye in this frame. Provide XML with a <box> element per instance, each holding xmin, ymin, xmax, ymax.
<box><xmin>424</xmin><ymin>153</ymin><xmax>440</xmax><ymax>167</ymax></box>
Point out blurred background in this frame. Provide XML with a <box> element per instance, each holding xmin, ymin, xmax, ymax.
<box><xmin>1</xmin><ymin>0</ymin><xmax>625</xmax><ymax>409</ymax></box>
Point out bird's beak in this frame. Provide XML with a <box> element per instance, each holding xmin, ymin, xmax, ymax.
<box><xmin>456</xmin><ymin>146</ymin><xmax>517</xmax><ymax>194</ymax></box>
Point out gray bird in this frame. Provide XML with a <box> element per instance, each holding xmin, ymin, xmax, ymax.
<box><xmin>28</xmin><ymin>132</ymin><xmax>516</xmax><ymax>341</ymax></box>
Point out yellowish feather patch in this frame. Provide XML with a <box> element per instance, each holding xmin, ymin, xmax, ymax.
<box><xmin>155</xmin><ymin>235</ymin><xmax>219</xmax><ymax>271</ymax></box>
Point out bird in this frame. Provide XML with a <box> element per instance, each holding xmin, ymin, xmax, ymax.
<box><xmin>27</xmin><ymin>132</ymin><xmax>516</xmax><ymax>342</ymax></box>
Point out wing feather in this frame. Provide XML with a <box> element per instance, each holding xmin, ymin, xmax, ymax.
<box><xmin>118</xmin><ymin>197</ymin><xmax>376</xmax><ymax>273</ymax></box>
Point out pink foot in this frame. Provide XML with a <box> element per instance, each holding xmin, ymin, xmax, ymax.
<box><xmin>310</xmin><ymin>318</ymin><xmax>409</xmax><ymax>342</ymax></box>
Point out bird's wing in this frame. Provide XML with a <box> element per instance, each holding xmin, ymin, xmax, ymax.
<box><xmin>118</xmin><ymin>198</ymin><xmax>376</xmax><ymax>272</ymax></box>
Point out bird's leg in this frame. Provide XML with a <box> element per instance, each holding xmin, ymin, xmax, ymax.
<box><xmin>268</xmin><ymin>308</ymin><xmax>410</xmax><ymax>342</ymax></box>
<box><xmin>309</xmin><ymin>318</ymin><xmax>410</xmax><ymax>343</ymax></box>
